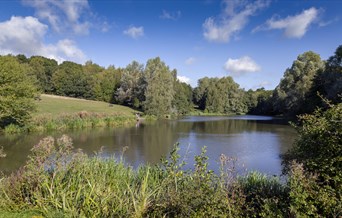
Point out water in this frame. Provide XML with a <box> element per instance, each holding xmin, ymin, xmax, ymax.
<box><xmin>0</xmin><ymin>115</ymin><xmax>297</xmax><ymax>175</ymax></box>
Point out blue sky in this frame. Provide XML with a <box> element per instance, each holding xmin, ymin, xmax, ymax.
<box><xmin>0</xmin><ymin>0</ymin><xmax>341</xmax><ymax>89</ymax></box>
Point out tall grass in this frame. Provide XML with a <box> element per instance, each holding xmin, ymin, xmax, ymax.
<box><xmin>0</xmin><ymin>136</ymin><xmax>340</xmax><ymax>217</ymax></box>
<box><xmin>3</xmin><ymin>111</ymin><xmax>136</xmax><ymax>134</ymax></box>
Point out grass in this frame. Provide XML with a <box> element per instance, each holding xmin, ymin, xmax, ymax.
<box><xmin>3</xmin><ymin>95</ymin><xmax>139</xmax><ymax>133</ymax></box>
<box><xmin>0</xmin><ymin>210</ymin><xmax>44</xmax><ymax>218</ymax></box>
<box><xmin>34</xmin><ymin>94</ymin><xmax>138</xmax><ymax>118</ymax></box>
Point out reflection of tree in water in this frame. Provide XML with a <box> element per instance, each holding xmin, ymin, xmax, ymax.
<box><xmin>192</xmin><ymin>119</ymin><xmax>254</xmax><ymax>134</ymax></box>
<box><xmin>191</xmin><ymin>119</ymin><xmax>292</xmax><ymax>135</ymax></box>
<box><xmin>111</xmin><ymin>121</ymin><xmax>179</xmax><ymax>165</ymax></box>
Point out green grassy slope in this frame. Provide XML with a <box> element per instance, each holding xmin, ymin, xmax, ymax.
<box><xmin>34</xmin><ymin>94</ymin><xmax>137</xmax><ymax>117</ymax></box>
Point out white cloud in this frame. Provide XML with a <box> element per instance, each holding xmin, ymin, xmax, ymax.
<box><xmin>0</xmin><ymin>16</ymin><xmax>85</xmax><ymax>63</ymax></box>
<box><xmin>22</xmin><ymin>0</ymin><xmax>90</xmax><ymax>34</ymax></box>
<box><xmin>203</xmin><ymin>0</ymin><xmax>270</xmax><ymax>43</ymax></box>
<box><xmin>224</xmin><ymin>56</ymin><xmax>261</xmax><ymax>76</ymax></box>
<box><xmin>254</xmin><ymin>7</ymin><xmax>319</xmax><ymax>38</ymax></box>
<box><xmin>123</xmin><ymin>26</ymin><xmax>144</xmax><ymax>39</ymax></box>
<box><xmin>160</xmin><ymin>10</ymin><xmax>181</xmax><ymax>20</ymax></box>
<box><xmin>177</xmin><ymin>75</ymin><xmax>191</xmax><ymax>84</ymax></box>
<box><xmin>185</xmin><ymin>57</ymin><xmax>196</xmax><ymax>65</ymax></box>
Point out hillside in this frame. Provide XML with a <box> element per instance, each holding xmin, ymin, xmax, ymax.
<box><xmin>34</xmin><ymin>94</ymin><xmax>138</xmax><ymax>118</ymax></box>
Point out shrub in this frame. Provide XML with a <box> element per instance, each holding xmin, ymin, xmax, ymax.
<box><xmin>287</xmin><ymin>161</ymin><xmax>341</xmax><ymax>217</ymax></box>
<box><xmin>283</xmin><ymin>103</ymin><xmax>342</xmax><ymax>189</ymax></box>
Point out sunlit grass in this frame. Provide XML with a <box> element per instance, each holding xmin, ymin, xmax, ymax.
<box><xmin>34</xmin><ymin>94</ymin><xmax>138</xmax><ymax>118</ymax></box>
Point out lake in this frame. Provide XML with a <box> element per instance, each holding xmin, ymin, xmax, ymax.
<box><xmin>0</xmin><ymin>115</ymin><xmax>297</xmax><ymax>175</ymax></box>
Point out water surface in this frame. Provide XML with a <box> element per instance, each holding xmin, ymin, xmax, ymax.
<box><xmin>0</xmin><ymin>115</ymin><xmax>297</xmax><ymax>175</ymax></box>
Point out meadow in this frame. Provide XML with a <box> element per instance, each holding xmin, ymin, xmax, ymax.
<box><xmin>4</xmin><ymin>95</ymin><xmax>138</xmax><ymax>134</ymax></box>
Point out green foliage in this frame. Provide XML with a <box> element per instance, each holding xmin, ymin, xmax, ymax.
<box><xmin>29</xmin><ymin>111</ymin><xmax>136</xmax><ymax>132</ymax></box>
<box><xmin>307</xmin><ymin>45</ymin><xmax>342</xmax><ymax>111</ymax></box>
<box><xmin>52</xmin><ymin>61</ymin><xmax>93</xmax><ymax>99</ymax></box>
<box><xmin>247</xmin><ymin>88</ymin><xmax>274</xmax><ymax>115</ymax></box>
<box><xmin>283</xmin><ymin>103</ymin><xmax>342</xmax><ymax>216</ymax></box>
<box><xmin>0</xmin><ymin>55</ymin><xmax>38</xmax><ymax>128</ymax></box>
<box><xmin>273</xmin><ymin>51</ymin><xmax>324</xmax><ymax>115</ymax></box>
<box><xmin>194</xmin><ymin>76</ymin><xmax>247</xmax><ymax>114</ymax></box>
<box><xmin>143</xmin><ymin>57</ymin><xmax>174</xmax><ymax>116</ymax></box>
<box><xmin>287</xmin><ymin>162</ymin><xmax>341</xmax><ymax>217</ymax></box>
<box><xmin>321</xmin><ymin>45</ymin><xmax>342</xmax><ymax>103</ymax></box>
<box><xmin>172</xmin><ymin>80</ymin><xmax>193</xmax><ymax>114</ymax></box>
<box><xmin>115</xmin><ymin>61</ymin><xmax>145</xmax><ymax>108</ymax></box>
<box><xmin>284</xmin><ymin>103</ymin><xmax>342</xmax><ymax>188</ymax></box>
<box><xmin>28</xmin><ymin>56</ymin><xmax>58</xmax><ymax>93</ymax></box>
<box><xmin>92</xmin><ymin>66</ymin><xmax>122</xmax><ymax>103</ymax></box>
<box><xmin>238</xmin><ymin>172</ymin><xmax>288</xmax><ymax>217</ymax></box>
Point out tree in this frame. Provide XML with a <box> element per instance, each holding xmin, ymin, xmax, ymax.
<box><xmin>309</xmin><ymin>45</ymin><xmax>342</xmax><ymax>107</ymax></box>
<box><xmin>247</xmin><ymin>88</ymin><xmax>273</xmax><ymax>115</ymax></box>
<box><xmin>52</xmin><ymin>61</ymin><xmax>93</xmax><ymax>98</ymax></box>
<box><xmin>143</xmin><ymin>57</ymin><xmax>174</xmax><ymax>116</ymax></box>
<box><xmin>172</xmin><ymin>78</ymin><xmax>193</xmax><ymax>115</ymax></box>
<box><xmin>83</xmin><ymin>60</ymin><xmax>104</xmax><ymax>75</ymax></box>
<box><xmin>92</xmin><ymin>65</ymin><xmax>122</xmax><ymax>103</ymax></box>
<box><xmin>194</xmin><ymin>76</ymin><xmax>247</xmax><ymax>114</ymax></box>
<box><xmin>115</xmin><ymin>61</ymin><xmax>145</xmax><ymax>108</ymax></box>
<box><xmin>0</xmin><ymin>55</ymin><xmax>38</xmax><ymax>127</ymax></box>
<box><xmin>193</xmin><ymin>77</ymin><xmax>212</xmax><ymax>110</ymax></box>
<box><xmin>273</xmin><ymin>51</ymin><xmax>324</xmax><ymax>115</ymax></box>
<box><xmin>29</xmin><ymin>56</ymin><xmax>58</xmax><ymax>93</ymax></box>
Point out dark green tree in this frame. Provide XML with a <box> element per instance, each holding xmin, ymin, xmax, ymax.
<box><xmin>193</xmin><ymin>77</ymin><xmax>213</xmax><ymax>110</ymax></box>
<box><xmin>0</xmin><ymin>55</ymin><xmax>38</xmax><ymax>127</ymax></box>
<box><xmin>308</xmin><ymin>45</ymin><xmax>342</xmax><ymax>108</ymax></box>
<box><xmin>172</xmin><ymin>78</ymin><xmax>193</xmax><ymax>115</ymax></box>
<box><xmin>247</xmin><ymin>88</ymin><xmax>273</xmax><ymax>115</ymax></box>
<box><xmin>52</xmin><ymin>61</ymin><xmax>92</xmax><ymax>98</ymax></box>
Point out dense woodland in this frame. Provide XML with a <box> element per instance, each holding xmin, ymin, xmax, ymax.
<box><xmin>1</xmin><ymin>45</ymin><xmax>342</xmax><ymax>128</ymax></box>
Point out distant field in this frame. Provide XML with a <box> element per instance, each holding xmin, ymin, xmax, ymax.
<box><xmin>34</xmin><ymin>94</ymin><xmax>137</xmax><ymax>118</ymax></box>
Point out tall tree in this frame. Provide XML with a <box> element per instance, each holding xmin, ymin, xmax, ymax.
<box><xmin>0</xmin><ymin>55</ymin><xmax>38</xmax><ymax>127</ymax></box>
<box><xmin>193</xmin><ymin>77</ymin><xmax>212</xmax><ymax>110</ymax></box>
<box><xmin>247</xmin><ymin>88</ymin><xmax>273</xmax><ymax>115</ymax></box>
<box><xmin>28</xmin><ymin>56</ymin><xmax>58</xmax><ymax>93</ymax></box>
<box><xmin>172</xmin><ymin>77</ymin><xmax>193</xmax><ymax>115</ymax></box>
<box><xmin>194</xmin><ymin>76</ymin><xmax>247</xmax><ymax>114</ymax></box>
<box><xmin>115</xmin><ymin>61</ymin><xmax>145</xmax><ymax>108</ymax></box>
<box><xmin>143</xmin><ymin>57</ymin><xmax>174</xmax><ymax>116</ymax></box>
<box><xmin>313</xmin><ymin>45</ymin><xmax>342</xmax><ymax>105</ymax></box>
<box><xmin>92</xmin><ymin>66</ymin><xmax>122</xmax><ymax>103</ymax></box>
<box><xmin>273</xmin><ymin>51</ymin><xmax>324</xmax><ymax>115</ymax></box>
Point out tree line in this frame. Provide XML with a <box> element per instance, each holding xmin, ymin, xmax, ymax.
<box><xmin>1</xmin><ymin>45</ymin><xmax>341</xmax><ymax>127</ymax></box>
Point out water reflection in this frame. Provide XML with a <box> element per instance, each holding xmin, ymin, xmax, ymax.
<box><xmin>0</xmin><ymin>115</ymin><xmax>297</xmax><ymax>175</ymax></box>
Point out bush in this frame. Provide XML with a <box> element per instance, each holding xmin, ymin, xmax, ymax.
<box><xmin>288</xmin><ymin>161</ymin><xmax>341</xmax><ymax>217</ymax></box>
<box><xmin>283</xmin><ymin>103</ymin><xmax>342</xmax><ymax>188</ymax></box>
